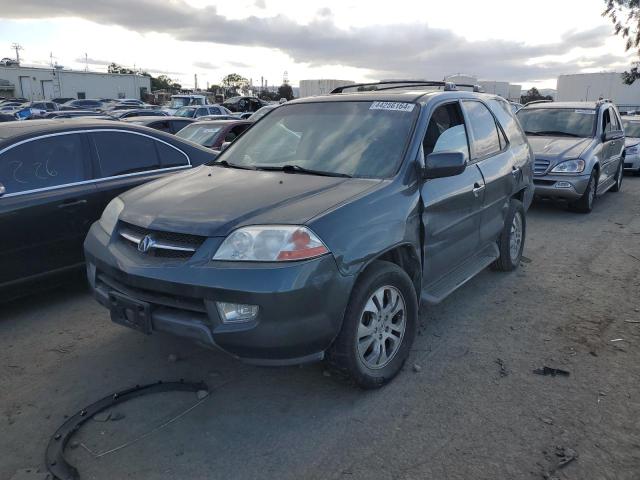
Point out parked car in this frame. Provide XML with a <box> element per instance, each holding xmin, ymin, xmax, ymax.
<box><xmin>509</xmin><ymin>102</ymin><xmax>523</xmax><ymax>114</ymax></box>
<box><xmin>248</xmin><ymin>104</ymin><xmax>279</xmax><ymax>122</ymax></box>
<box><xmin>517</xmin><ymin>100</ymin><xmax>625</xmax><ymax>213</ymax></box>
<box><xmin>83</xmin><ymin>81</ymin><xmax>534</xmax><ymax>388</ymax></box>
<box><xmin>174</xmin><ymin>104</ymin><xmax>231</xmax><ymax>119</ymax></box>
<box><xmin>0</xmin><ymin>119</ymin><xmax>217</xmax><ymax>293</ymax></box>
<box><xmin>0</xmin><ymin>97</ymin><xmax>27</xmax><ymax>105</ymax></box>
<box><xmin>109</xmin><ymin>109</ymin><xmax>167</xmax><ymax>119</ymax></box>
<box><xmin>52</xmin><ymin>97</ymin><xmax>75</xmax><ymax>105</ymax></box>
<box><xmin>0</xmin><ymin>113</ymin><xmax>16</xmax><ymax>122</ymax></box>
<box><xmin>222</xmin><ymin>96</ymin><xmax>268</xmax><ymax>113</ymax></box>
<box><xmin>44</xmin><ymin>110</ymin><xmax>114</xmax><ymax>120</ymax></box>
<box><xmin>15</xmin><ymin>101</ymin><xmax>60</xmax><ymax>119</ymax></box>
<box><xmin>621</xmin><ymin>115</ymin><xmax>640</xmax><ymax>174</ymax></box>
<box><xmin>196</xmin><ymin>114</ymin><xmax>240</xmax><ymax>121</ymax></box>
<box><xmin>123</xmin><ymin>116</ymin><xmax>196</xmax><ymax>134</ymax></box>
<box><xmin>175</xmin><ymin>120</ymin><xmax>251</xmax><ymax>150</ymax></box>
<box><xmin>63</xmin><ymin>99</ymin><xmax>104</xmax><ymax>111</ymax></box>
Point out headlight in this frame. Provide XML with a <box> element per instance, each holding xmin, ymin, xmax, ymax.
<box><xmin>213</xmin><ymin>226</ymin><xmax>329</xmax><ymax>261</ymax></box>
<box><xmin>551</xmin><ymin>159</ymin><xmax>585</xmax><ymax>174</ymax></box>
<box><xmin>99</xmin><ymin>197</ymin><xmax>124</xmax><ymax>235</ymax></box>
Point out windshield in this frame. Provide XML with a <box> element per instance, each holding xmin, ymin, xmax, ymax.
<box><xmin>170</xmin><ymin>97</ymin><xmax>204</xmax><ymax>108</ymax></box>
<box><xmin>216</xmin><ymin>101</ymin><xmax>418</xmax><ymax>178</ymax></box>
<box><xmin>623</xmin><ymin>119</ymin><xmax>640</xmax><ymax>138</ymax></box>
<box><xmin>174</xmin><ymin>107</ymin><xmax>195</xmax><ymax>118</ymax></box>
<box><xmin>176</xmin><ymin>124</ymin><xmax>222</xmax><ymax>147</ymax></box>
<box><xmin>249</xmin><ymin>105</ymin><xmax>276</xmax><ymax>122</ymax></box>
<box><xmin>517</xmin><ymin>108</ymin><xmax>595</xmax><ymax>137</ymax></box>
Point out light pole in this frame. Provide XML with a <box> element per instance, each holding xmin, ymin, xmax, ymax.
<box><xmin>585</xmin><ymin>85</ymin><xmax>591</xmax><ymax>101</ymax></box>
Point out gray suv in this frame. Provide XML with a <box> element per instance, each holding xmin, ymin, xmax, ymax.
<box><xmin>517</xmin><ymin>100</ymin><xmax>625</xmax><ymax>213</ymax></box>
<box><xmin>84</xmin><ymin>81</ymin><xmax>534</xmax><ymax>388</ymax></box>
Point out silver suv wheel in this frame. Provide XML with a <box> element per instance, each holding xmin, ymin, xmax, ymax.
<box><xmin>357</xmin><ymin>286</ymin><xmax>406</xmax><ymax>370</ymax></box>
<box><xmin>509</xmin><ymin>212</ymin><xmax>523</xmax><ymax>263</ymax></box>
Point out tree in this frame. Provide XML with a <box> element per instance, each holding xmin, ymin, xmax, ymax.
<box><xmin>520</xmin><ymin>87</ymin><xmax>553</xmax><ymax>104</ymax></box>
<box><xmin>107</xmin><ymin>62</ymin><xmax>135</xmax><ymax>74</ymax></box>
<box><xmin>603</xmin><ymin>0</ymin><xmax>640</xmax><ymax>83</ymax></box>
<box><xmin>222</xmin><ymin>73</ymin><xmax>249</xmax><ymax>95</ymax></box>
<box><xmin>277</xmin><ymin>83</ymin><xmax>294</xmax><ymax>100</ymax></box>
<box><xmin>148</xmin><ymin>74</ymin><xmax>181</xmax><ymax>92</ymax></box>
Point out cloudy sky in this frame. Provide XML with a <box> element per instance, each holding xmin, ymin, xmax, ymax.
<box><xmin>0</xmin><ymin>0</ymin><xmax>634</xmax><ymax>90</ymax></box>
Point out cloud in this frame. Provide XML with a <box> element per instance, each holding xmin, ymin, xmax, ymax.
<box><xmin>255</xmin><ymin>0</ymin><xmax>266</xmax><ymax>8</ymax></box>
<box><xmin>74</xmin><ymin>56</ymin><xmax>113</xmax><ymax>66</ymax></box>
<box><xmin>0</xmin><ymin>1</ymin><xmax>619</xmax><ymax>82</ymax></box>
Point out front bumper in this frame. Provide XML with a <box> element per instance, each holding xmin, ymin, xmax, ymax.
<box><xmin>533</xmin><ymin>173</ymin><xmax>591</xmax><ymax>200</ymax></box>
<box><xmin>624</xmin><ymin>153</ymin><xmax>640</xmax><ymax>172</ymax></box>
<box><xmin>84</xmin><ymin>223</ymin><xmax>354</xmax><ymax>365</ymax></box>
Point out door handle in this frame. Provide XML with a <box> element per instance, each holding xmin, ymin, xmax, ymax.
<box><xmin>58</xmin><ymin>199</ymin><xmax>87</xmax><ymax>208</ymax></box>
<box><xmin>472</xmin><ymin>183</ymin><xmax>485</xmax><ymax>197</ymax></box>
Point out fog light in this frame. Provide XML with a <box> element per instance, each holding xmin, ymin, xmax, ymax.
<box><xmin>216</xmin><ymin>302</ymin><xmax>259</xmax><ymax>323</ymax></box>
<box><xmin>555</xmin><ymin>181</ymin><xmax>572</xmax><ymax>189</ymax></box>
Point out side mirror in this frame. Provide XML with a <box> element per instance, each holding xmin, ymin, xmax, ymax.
<box><xmin>0</xmin><ymin>183</ymin><xmax>6</xmax><ymax>197</ymax></box>
<box><xmin>220</xmin><ymin>141</ymin><xmax>231</xmax><ymax>151</ymax></box>
<box><xmin>424</xmin><ymin>151</ymin><xmax>467</xmax><ymax>179</ymax></box>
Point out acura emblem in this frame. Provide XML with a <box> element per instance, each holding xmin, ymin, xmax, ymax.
<box><xmin>138</xmin><ymin>235</ymin><xmax>155</xmax><ymax>253</ymax></box>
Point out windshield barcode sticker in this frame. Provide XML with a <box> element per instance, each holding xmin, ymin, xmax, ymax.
<box><xmin>575</xmin><ymin>109</ymin><xmax>596</xmax><ymax>115</ymax></box>
<box><xmin>370</xmin><ymin>101</ymin><xmax>415</xmax><ymax>112</ymax></box>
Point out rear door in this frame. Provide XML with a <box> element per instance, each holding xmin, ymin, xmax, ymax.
<box><xmin>0</xmin><ymin>132</ymin><xmax>94</xmax><ymax>285</ymax></box>
<box><xmin>421</xmin><ymin>101</ymin><xmax>485</xmax><ymax>285</ymax></box>
<box><xmin>88</xmin><ymin>130</ymin><xmax>191</xmax><ymax>213</ymax></box>
<box><xmin>462</xmin><ymin>99</ymin><xmax>515</xmax><ymax>246</ymax></box>
<box><xmin>600</xmin><ymin>107</ymin><xmax>616</xmax><ymax>185</ymax></box>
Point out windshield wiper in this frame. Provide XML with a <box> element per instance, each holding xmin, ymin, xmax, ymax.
<box><xmin>212</xmin><ymin>159</ymin><xmax>256</xmax><ymax>170</ymax></box>
<box><xmin>528</xmin><ymin>130</ymin><xmax>582</xmax><ymax>138</ymax></box>
<box><xmin>254</xmin><ymin>164</ymin><xmax>353</xmax><ymax>178</ymax></box>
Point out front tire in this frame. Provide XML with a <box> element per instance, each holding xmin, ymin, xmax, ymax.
<box><xmin>570</xmin><ymin>170</ymin><xmax>597</xmax><ymax>213</ymax></box>
<box><xmin>326</xmin><ymin>261</ymin><xmax>418</xmax><ymax>389</ymax></box>
<box><xmin>492</xmin><ymin>199</ymin><xmax>526</xmax><ymax>272</ymax></box>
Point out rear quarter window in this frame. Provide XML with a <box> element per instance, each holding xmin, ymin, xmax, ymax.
<box><xmin>487</xmin><ymin>98</ymin><xmax>528</xmax><ymax>146</ymax></box>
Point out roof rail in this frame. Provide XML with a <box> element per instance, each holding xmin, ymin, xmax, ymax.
<box><xmin>330</xmin><ymin>80</ymin><xmax>460</xmax><ymax>94</ymax></box>
<box><xmin>455</xmin><ymin>83</ymin><xmax>484</xmax><ymax>93</ymax></box>
<box><xmin>523</xmin><ymin>99</ymin><xmax>554</xmax><ymax>107</ymax></box>
<box><xmin>596</xmin><ymin>98</ymin><xmax>612</xmax><ymax>106</ymax></box>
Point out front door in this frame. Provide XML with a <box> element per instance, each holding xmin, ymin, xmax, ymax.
<box><xmin>420</xmin><ymin>101</ymin><xmax>485</xmax><ymax>284</ymax></box>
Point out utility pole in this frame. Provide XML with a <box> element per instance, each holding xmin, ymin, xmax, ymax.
<box><xmin>194</xmin><ymin>73</ymin><xmax>198</xmax><ymax>91</ymax></box>
<box><xmin>11</xmin><ymin>43</ymin><xmax>23</xmax><ymax>64</ymax></box>
<box><xmin>85</xmin><ymin>53</ymin><xmax>88</xmax><ymax>72</ymax></box>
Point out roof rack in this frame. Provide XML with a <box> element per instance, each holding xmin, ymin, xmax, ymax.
<box><xmin>596</xmin><ymin>98</ymin><xmax>612</xmax><ymax>106</ymax></box>
<box><xmin>330</xmin><ymin>80</ymin><xmax>483</xmax><ymax>94</ymax></box>
<box><xmin>523</xmin><ymin>99</ymin><xmax>554</xmax><ymax>107</ymax></box>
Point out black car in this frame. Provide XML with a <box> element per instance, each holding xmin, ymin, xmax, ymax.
<box><xmin>221</xmin><ymin>96</ymin><xmax>268</xmax><ymax>113</ymax></box>
<box><xmin>52</xmin><ymin>97</ymin><xmax>75</xmax><ymax>105</ymax></box>
<box><xmin>109</xmin><ymin>109</ymin><xmax>167</xmax><ymax>119</ymax></box>
<box><xmin>84</xmin><ymin>80</ymin><xmax>534</xmax><ymax>388</ymax></box>
<box><xmin>0</xmin><ymin>119</ymin><xmax>216</xmax><ymax>293</ymax></box>
<box><xmin>63</xmin><ymin>99</ymin><xmax>104</xmax><ymax>111</ymax></box>
<box><xmin>123</xmin><ymin>116</ymin><xmax>196</xmax><ymax>134</ymax></box>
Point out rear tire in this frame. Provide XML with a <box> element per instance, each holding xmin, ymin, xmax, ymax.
<box><xmin>610</xmin><ymin>160</ymin><xmax>624</xmax><ymax>192</ymax></box>
<box><xmin>492</xmin><ymin>199</ymin><xmax>525</xmax><ymax>272</ymax></box>
<box><xmin>326</xmin><ymin>261</ymin><xmax>418</xmax><ymax>389</ymax></box>
<box><xmin>570</xmin><ymin>170</ymin><xmax>597</xmax><ymax>213</ymax></box>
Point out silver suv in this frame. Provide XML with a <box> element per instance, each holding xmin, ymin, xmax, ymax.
<box><xmin>516</xmin><ymin>100</ymin><xmax>625</xmax><ymax>213</ymax></box>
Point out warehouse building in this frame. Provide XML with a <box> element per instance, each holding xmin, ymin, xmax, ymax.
<box><xmin>0</xmin><ymin>65</ymin><xmax>151</xmax><ymax>101</ymax></box>
<box><xmin>557</xmin><ymin>72</ymin><xmax>640</xmax><ymax>112</ymax></box>
<box><xmin>445</xmin><ymin>74</ymin><xmax>521</xmax><ymax>102</ymax></box>
<box><xmin>299</xmin><ymin>79</ymin><xmax>355</xmax><ymax>97</ymax></box>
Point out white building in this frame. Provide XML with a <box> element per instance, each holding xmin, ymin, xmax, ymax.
<box><xmin>0</xmin><ymin>65</ymin><xmax>151</xmax><ymax>101</ymax></box>
<box><xmin>557</xmin><ymin>72</ymin><xmax>640</xmax><ymax>112</ymax></box>
<box><xmin>445</xmin><ymin>74</ymin><xmax>521</xmax><ymax>101</ymax></box>
<box><xmin>299</xmin><ymin>79</ymin><xmax>355</xmax><ymax>97</ymax></box>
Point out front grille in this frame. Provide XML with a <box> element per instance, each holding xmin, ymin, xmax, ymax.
<box><xmin>534</xmin><ymin>159</ymin><xmax>551</xmax><ymax>175</ymax></box>
<box><xmin>118</xmin><ymin>221</ymin><xmax>205</xmax><ymax>259</ymax></box>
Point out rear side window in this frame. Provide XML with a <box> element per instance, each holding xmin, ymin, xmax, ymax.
<box><xmin>0</xmin><ymin>134</ymin><xmax>86</xmax><ymax>194</ymax></box>
<box><xmin>196</xmin><ymin>108</ymin><xmax>208</xmax><ymax>117</ymax></box>
<box><xmin>156</xmin><ymin>142</ymin><xmax>189</xmax><ymax>168</ymax></box>
<box><xmin>487</xmin><ymin>98</ymin><xmax>527</xmax><ymax>146</ymax></box>
<box><xmin>151</xmin><ymin>120</ymin><xmax>171</xmax><ymax>133</ymax></box>
<box><xmin>92</xmin><ymin>132</ymin><xmax>160</xmax><ymax>177</ymax></box>
<box><xmin>603</xmin><ymin>109</ymin><xmax>613</xmax><ymax>133</ymax></box>
<box><xmin>609</xmin><ymin>107</ymin><xmax>620</xmax><ymax>130</ymax></box>
<box><xmin>209</xmin><ymin>107</ymin><xmax>222</xmax><ymax>115</ymax></box>
<box><xmin>423</xmin><ymin>102</ymin><xmax>470</xmax><ymax>162</ymax></box>
<box><xmin>462</xmin><ymin>101</ymin><xmax>501</xmax><ymax>159</ymax></box>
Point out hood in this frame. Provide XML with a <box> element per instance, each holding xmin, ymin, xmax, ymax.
<box><xmin>527</xmin><ymin>136</ymin><xmax>594</xmax><ymax>161</ymax></box>
<box><xmin>119</xmin><ymin>166</ymin><xmax>380</xmax><ymax>237</ymax></box>
<box><xmin>625</xmin><ymin>137</ymin><xmax>640</xmax><ymax>148</ymax></box>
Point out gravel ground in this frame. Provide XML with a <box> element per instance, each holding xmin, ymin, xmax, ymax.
<box><xmin>2</xmin><ymin>177</ymin><xmax>640</xmax><ymax>480</ymax></box>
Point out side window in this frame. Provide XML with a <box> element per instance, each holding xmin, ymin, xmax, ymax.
<box><xmin>156</xmin><ymin>141</ymin><xmax>189</xmax><ymax>168</ymax></box>
<box><xmin>152</xmin><ymin>121</ymin><xmax>171</xmax><ymax>133</ymax></box>
<box><xmin>609</xmin><ymin>107</ymin><xmax>620</xmax><ymax>130</ymax></box>
<box><xmin>602</xmin><ymin>108</ymin><xmax>613</xmax><ymax>133</ymax></box>
<box><xmin>226</xmin><ymin>124</ymin><xmax>250</xmax><ymax>142</ymax></box>
<box><xmin>92</xmin><ymin>132</ymin><xmax>160</xmax><ymax>177</ymax></box>
<box><xmin>196</xmin><ymin>108</ymin><xmax>208</xmax><ymax>117</ymax></box>
<box><xmin>209</xmin><ymin>107</ymin><xmax>221</xmax><ymax>115</ymax></box>
<box><xmin>0</xmin><ymin>134</ymin><xmax>86</xmax><ymax>194</ymax></box>
<box><xmin>462</xmin><ymin>100</ymin><xmax>502</xmax><ymax>159</ymax></box>
<box><xmin>487</xmin><ymin>98</ymin><xmax>527</xmax><ymax>146</ymax></box>
<box><xmin>172</xmin><ymin>120</ymin><xmax>191</xmax><ymax>133</ymax></box>
<box><xmin>423</xmin><ymin>102</ymin><xmax>470</xmax><ymax>162</ymax></box>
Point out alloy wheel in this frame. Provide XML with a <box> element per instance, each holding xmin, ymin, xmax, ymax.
<box><xmin>357</xmin><ymin>286</ymin><xmax>406</xmax><ymax>369</ymax></box>
<box><xmin>509</xmin><ymin>212</ymin><xmax>523</xmax><ymax>262</ymax></box>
